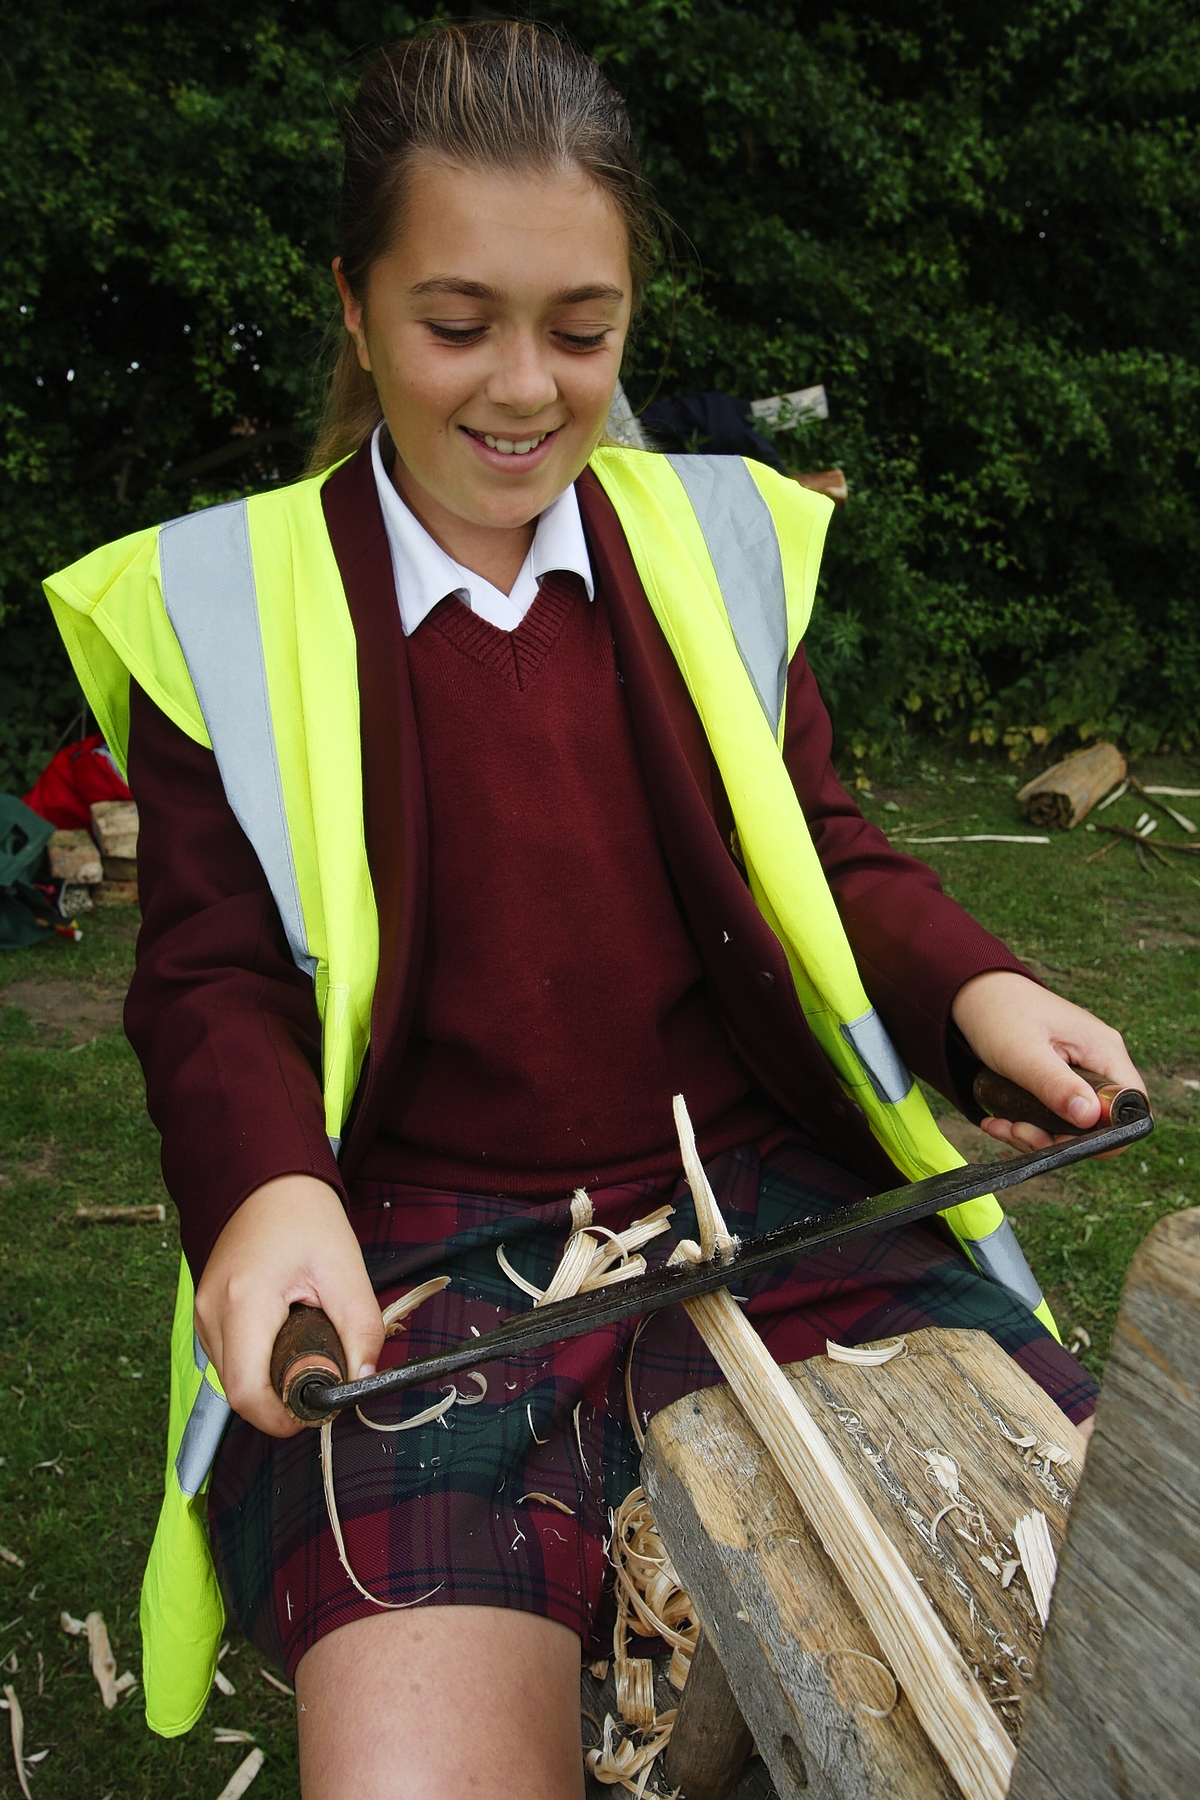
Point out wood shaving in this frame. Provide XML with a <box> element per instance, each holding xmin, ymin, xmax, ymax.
<box><xmin>214</xmin><ymin>1728</ymin><xmax>256</xmax><ymax>1744</ymax></box>
<box><xmin>822</xmin><ymin>1646</ymin><xmax>900</xmax><ymax>1719</ymax></box>
<box><xmin>915</xmin><ymin>1449</ymin><xmax>962</xmax><ymax>1499</ymax></box>
<box><xmin>59</xmin><ymin>1611</ymin><xmax>85</xmax><ymax>1636</ymax></box>
<box><xmin>455</xmin><ymin>1372</ymin><xmax>488</xmax><ymax>1406</ymax></box>
<box><xmin>113</xmin><ymin>1670</ymin><xmax>137</xmax><ymax>1695</ymax></box>
<box><xmin>625</xmin><ymin>1319</ymin><xmax>649</xmax><ymax>1452</ymax></box>
<box><xmin>213</xmin><ymin>1667</ymin><xmax>236</xmax><ymax>1696</ymax></box>
<box><xmin>355</xmin><ymin>1388</ymin><xmax>456</xmax><ymax>1432</ymax></box>
<box><xmin>826</xmin><ymin>1336</ymin><xmax>907</xmax><ymax>1365</ymax></box>
<box><xmin>85</xmin><ymin>1612</ymin><xmax>118</xmax><ymax>1708</ymax></box>
<box><xmin>214</xmin><ymin>1747</ymin><xmax>265</xmax><ymax>1800</ymax></box>
<box><xmin>498</xmin><ymin>1208</ymin><xmax>673</xmax><ymax>1310</ymax></box>
<box><xmin>319</xmin><ymin>1418</ymin><xmax>443</xmax><ymax>1613</ymax></box>
<box><xmin>0</xmin><ymin>1549</ymin><xmax>24</xmax><ymax>1569</ymax></box>
<box><xmin>259</xmin><ymin>1669</ymin><xmax>294</xmax><ymax>1697</ymax></box>
<box><xmin>588</xmin><ymin>1657</ymin><xmax>609</xmax><ymax>1682</ymax></box>
<box><xmin>381</xmin><ymin>1276</ymin><xmax>451</xmax><ymax>1336</ymax></box>
<box><xmin>527</xmin><ymin>1403</ymin><xmax>549</xmax><ymax>1445</ymax></box>
<box><xmin>1013</xmin><ymin>1512</ymin><xmax>1057</xmax><ymax>1627</ymax></box>
<box><xmin>980</xmin><ymin>1556</ymin><xmax>1002</xmax><ymax>1578</ymax></box>
<box><xmin>673</xmin><ymin>1094</ymin><xmax>735</xmax><ymax>1262</ymax></box>
<box><xmin>517</xmin><ymin>1492</ymin><xmax>576</xmax><ymax>1515</ymax></box>
<box><xmin>573</xmin><ymin>1401</ymin><xmax>591</xmax><ymax>1477</ymax></box>
<box><xmin>1000</xmin><ymin>1561</ymin><xmax>1020</xmax><ymax>1589</ymax></box>
<box><xmin>4</xmin><ymin>1683</ymin><xmax>31</xmax><ymax>1800</ymax></box>
<box><xmin>931</xmin><ymin>1501</ymin><xmax>970</xmax><ymax>1545</ymax></box>
<box><xmin>495</xmin><ymin>1246</ymin><xmax>543</xmax><ymax>1299</ymax></box>
<box><xmin>585</xmin><ymin>1708</ymin><xmax>677</xmax><ymax>1796</ymax></box>
<box><xmin>570</xmin><ymin>1190</ymin><xmax>594</xmax><ymax>1230</ymax></box>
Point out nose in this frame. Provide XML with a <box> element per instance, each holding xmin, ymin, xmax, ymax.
<box><xmin>484</xmin><ymin>328</ymin><xmax>558</xmax><ymax>418</ymax></box>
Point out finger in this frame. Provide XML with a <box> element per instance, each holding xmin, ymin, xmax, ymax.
<box><xmin>316</xmin><ymin>1265</ymin><xmax>385</xmax><ymax>1385</ymax></box>
<box><xmin>220</xmin><ymin>1290</ymin><xmax>307</xmax><ymax>1438</ymax></box>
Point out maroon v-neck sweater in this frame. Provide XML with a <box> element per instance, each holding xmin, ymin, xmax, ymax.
<box><xmin>361</xmin><ymin>572</ymin><xmax>778</xmax><ymax>1192</ymax></box>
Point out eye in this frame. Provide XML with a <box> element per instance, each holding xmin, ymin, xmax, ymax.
<box><xmin>556</xmin><ymin>329</ymin><xmax>610</xmax><ymax>350</ymax></box>
<box><xmin>426</xmin><ymin>322</ymin><xmax>488</xmax><ymax>344</ymax></box>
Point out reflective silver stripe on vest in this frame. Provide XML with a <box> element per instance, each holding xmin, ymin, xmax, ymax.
<box><xmin>841</xmin><ymin>1009</ymin><xmax>913</xmax><ymax>1105</ymax></box>
<box><xmin>159</xmin><ymin>502</ymin><xmax>315</xmax><ymax>978</ymax></box>
<box><xmin>966</xmin><ymin>1217</ymin><xmax>1044</xmax><ymax>1314</ymax></box>
<box><xmin>666</xmin><ymin>455</ymin><xmax>789</xmax><ymax>733</ymax></box>
<box><xmin>175</xmin><ymin>1337</ymin><xmax>232</xmax><ymax>1497</ymax></box>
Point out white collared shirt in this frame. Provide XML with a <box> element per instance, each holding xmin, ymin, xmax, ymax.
<box><xmin>370</xmin><ymin>425</ymin><xmax>595</xmax><ymax>635</ymax></box>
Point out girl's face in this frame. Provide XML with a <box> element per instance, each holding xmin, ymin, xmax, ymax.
<box><xmin>337</xmin><ymin>158</ymin><xmax>632</xmax><ymax>555</ymax></box>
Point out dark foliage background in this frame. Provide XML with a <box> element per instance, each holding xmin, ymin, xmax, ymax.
<box><xmin>2</xmin><ymin>0</ymin><xmax>1197</xmax><ymax>788</ymax></box>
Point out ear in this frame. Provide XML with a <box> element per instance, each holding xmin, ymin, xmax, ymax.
<box><xmin>333</xmin><ymin>259</ymin><xmax>372</xmax><ymax>372</ymax></box>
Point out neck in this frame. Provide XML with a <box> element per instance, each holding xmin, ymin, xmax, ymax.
<box><xmin>390</xmin><ymin>457</ymin><xmax>537</xmax><ymax>595</ymax></box>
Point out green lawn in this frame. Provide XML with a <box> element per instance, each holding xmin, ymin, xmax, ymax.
<box><xmin>1</xmin><ymin>749</ymin><xmax>1196</xmax><ymax>1798</ymax></box>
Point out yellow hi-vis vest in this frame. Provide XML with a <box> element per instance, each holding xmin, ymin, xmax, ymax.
<box><xmin>45</xmin><ymin>446</ymin><xmax>1054</xmax><ymax>1736</ymax></box>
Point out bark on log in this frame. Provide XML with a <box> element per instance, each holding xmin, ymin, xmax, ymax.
<box><xmin>1016</xmin><ymin>744</ymin><xmax>1126</xmax><ymax>829</ymax></box>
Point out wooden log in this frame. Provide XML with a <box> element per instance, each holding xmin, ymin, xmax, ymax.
<box><xmin>1016</xmin><ymin>743</ymin><xmax>1125</xmax><ymax>829</ymax></box>
<box><xmin>1009</xmin><ymin>1209</ymin><xmax>1200</xmax><ymax>1800</ymax></box>
<box><xmin>47</xmin><ymin>829</ymin><xmax>102</xmax><ymax>885</ymax></box>
<box><xmin>89</xmin><ymin>799</ymin><xmax>139</xmax><ymax>861</ymax></box>
<box><xmin>644</xmin><ymin>1327</ymin><xmax>1080</xmax><ymax>1800</ymax></box>
<box><xmin>794</xmin><ymin>470</ymin><xmax>849</xmax><ymax>507</ymax></box>
<box><xmin>663</xmin><ymin>1630</ymin><xmax>754</xmax><ymax>1800</ymax></box>
<box><xmin>673</xmin><ymin>1297</ymin><xmax>1018</xmax><ymax>1800</ymax></box>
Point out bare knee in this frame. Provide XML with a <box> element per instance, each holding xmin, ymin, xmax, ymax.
<box><xmin>296</xmin><ymin>1606</ymin><xmax>585</xmax><ymax>1800</ymax></box>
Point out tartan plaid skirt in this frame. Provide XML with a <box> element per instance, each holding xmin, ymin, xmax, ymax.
<box><xmin>208</xmin><ymin>1134</ymin><xmax>1097</xmax><ymax>1678</ymax></box>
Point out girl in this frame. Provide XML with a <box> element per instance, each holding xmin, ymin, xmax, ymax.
<box><xmin>47</xmin><ymin>22</ymin><xmax>1141</xmax><ymax>1799</ymax></box>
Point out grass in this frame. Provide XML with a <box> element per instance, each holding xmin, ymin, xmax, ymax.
<box><xmin>0</xmin><ymin>747</ymin><xmax>1196</xmax><ymax>1798</ymax></box>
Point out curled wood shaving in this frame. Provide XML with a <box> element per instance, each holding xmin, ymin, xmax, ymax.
<box><xmin>0</xmin><ymin>1548</ymin><xmax>24</xmax><ymax>1570</ymax></box>
<box><xmin>456</xmin><ymin>1372</ymin><xmax>488</xmax><ymax>1406</ymax></box>
<box><xmin>1013</xmin><ymin>1512</ymin><xmax>1057</xmax><ymax>1627</ymax></box>
<box><xmin>915</xmin><ymin>1450</ymin><xmax>962</xmax><ymax>1499</ymax></box>
<box><xmin>574</xmin><ymin>1402</ymin><xmax>591</xmax><ymax>1477</ymax></box>
<box><xmin>319</xmin><ymin>1417</ymin><xmax>445</xmax><ymax>1613</ymax></box>
<box><xmin>496</xmin><ymin>1246</ymin><xmax>543</xmax><ymax>1300</ymax></box>
<box><xmin>259</xmin><ymin>1669</ymin><xmax>294</xmax><ymax>1697</ymax></box>
<box><xmin>213</xmin><ymin>1668</ymin><xmax>236</xmax><ymax>1696</ymax></box>
<box><xmin>931</xmin><ymin>1501</ymin><xmax>971</xmax><ymax>1545</ymax></box>
<box><xmin>822</xmin><ymin>1646</ymin><xmax>900</xmax><ymax>1719</ymax></box>
<box><xmin>586</xmin><ymin>1709</ymin><xmax>677</xmax><ymax>1796</ymax></box>
<box><xmin>589</xmin><ymin>1657</ymin><xmax>610</xmax><ymax>1682</ymax></box>
<box><xmin>214</xmin><ymin>1729</ymin><xmax>257</xmax><ymax>1744</ymax></box>
<box><xmin>527</xmin><ymin>1403</ymin><xmax>549</xmax><ymax>1445</ymax></box>
<box><xmin>571</xmin><ymin>1190</ymin><xmax>595</xmax><ymax>1230</ymax></box>
<box><xmin>518</xmin><ymin>1492</ymin><xmax>576</xmax><ymax>1515</ymax></box>
<box><xmin>4</xmin><ymin>1683</ymin><xmax>31</xmax><ymax>1800</ymax></box>
<box><xmin>826</xmin><ymin>1336</ymin><xmax>907</xmax><ymax>1365</ymax></box>
<box><xmin>381</xmin><ymin>1276</ymin><xmax>451</xmax><ymax>1336</ymax></box>
<box><xmin>214</xmin><ymin>1747</ymin><xmax>265</xmax><ymax>1800</ymax></box>
<box><xmin>499</xmin><ymin>1208</ymin><xmax>673</xmax><ymax>1310</ymax></box>
<box><xmin>59</xmin><ymin>1611</ymin><xmax>85</xmax><ymax>1636</ymax></box>
<box><xmin>356</xmin><ymin>1387</ymin><xmax>456</xmax><ymax>1432</ymax></box>
<box><xmin>85</xmin><ymin>1612</ymin><xmax>118</xmax><ymax>1708</ymax></box>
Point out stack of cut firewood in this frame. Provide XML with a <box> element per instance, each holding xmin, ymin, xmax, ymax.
<box><xmin>46</xmin><ymin>801</ymin><xmax>138</xmax><ymax>913</ymax></box>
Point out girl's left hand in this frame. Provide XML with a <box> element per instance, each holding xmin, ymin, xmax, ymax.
<box><xmin>950</xmin><ymin>969</ymin><xmax>1147</xmax><ymax>1151</ymax></box>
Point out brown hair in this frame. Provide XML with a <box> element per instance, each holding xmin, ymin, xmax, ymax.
<box><xmin>307</xmin><ymin>19</ymin><xmax>658</xmax><ymax>472</ymax></box>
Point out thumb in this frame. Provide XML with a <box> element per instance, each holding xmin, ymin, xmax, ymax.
<box><xmin>316</xmin><ymin>1262</ymin><xmax>385</xmax><ymax>1383</ymax></box>
<box><xmin>1024</xmin><ymin>1055</ymin><xmax>1101</xmax><ymax>1129</ymax></box>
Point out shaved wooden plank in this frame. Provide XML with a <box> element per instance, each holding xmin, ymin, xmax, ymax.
<box><xmin>1009</xmin><ymin>1209</ymin><xmax>1200</xmax><ymax>1800</ymax></box>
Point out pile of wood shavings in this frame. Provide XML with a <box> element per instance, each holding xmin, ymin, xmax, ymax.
<box><xmin>587</xmin><ymin>1486</ymin><xmax>699</xmax><ymax>1796</ymax></box>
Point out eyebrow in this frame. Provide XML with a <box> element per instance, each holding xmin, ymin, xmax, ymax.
<box><xmin>410</xmin><ymin>277</ymin><xmax>625</xmax><ymax>306</ymax></box>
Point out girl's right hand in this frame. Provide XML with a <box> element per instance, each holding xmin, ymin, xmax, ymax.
<box><xmin>194</xmin><ymin>1175</ymin><xmax>384</xmax><ymax>1437</ymax></box>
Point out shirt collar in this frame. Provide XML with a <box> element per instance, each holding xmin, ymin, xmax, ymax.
<box><xmin>370</xmin><ymin>425</ymin><xmax>594</xmax><ymax>637</ymax></box>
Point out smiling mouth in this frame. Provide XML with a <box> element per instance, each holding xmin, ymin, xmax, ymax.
<box><xmin>463</xmin><ymin>426</ymin><xmax>559</xmax><ymax>457</ymax></box>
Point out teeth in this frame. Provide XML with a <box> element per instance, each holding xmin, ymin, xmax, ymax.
<box><xmin>481</xmin><ymin>432</ymin><xmax>546</xmax><ymax>455</ymax></box>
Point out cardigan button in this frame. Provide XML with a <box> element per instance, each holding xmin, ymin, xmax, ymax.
<box><xmin>757</xmin><ymin>970</ymin><xmax>775</xmax><ymax>986</ymax></box>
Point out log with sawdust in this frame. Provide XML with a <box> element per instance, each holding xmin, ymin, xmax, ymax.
<box><xmin>1016</xmin><ymin>743</ymin><xmax>1125</xmax><ymax>829</ymax></box>
<box><xmin>670</xmin><ymin>1095</ymin><xmax>1015</xmax><ymax>1800</ymax></box>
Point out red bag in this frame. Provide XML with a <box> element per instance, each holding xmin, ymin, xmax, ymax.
<box><xmin>23</xmin><ymin>734</ymin><xmax>132</xmax><ymax>831</ymax></box>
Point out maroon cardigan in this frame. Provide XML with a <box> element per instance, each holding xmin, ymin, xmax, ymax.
<box><xmin>124</xmin><ymin>447</ymin><xmax>1028</xmax><ymax>1278</ymax></box>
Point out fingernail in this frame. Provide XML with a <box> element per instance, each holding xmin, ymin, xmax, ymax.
<box><xmin>1067</xmin><ymin>1095</ymin><xmax>1094</xmax><ymax>1126</ymax></box>
<box><xmin>356</xmin><ymin>1362</ymin><xmax>376</xmax><ymax>1380</ymax></box>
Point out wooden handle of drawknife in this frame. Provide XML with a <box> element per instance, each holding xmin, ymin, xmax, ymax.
<box><xmin>271</xmin><ymin>1305</ymin><xmax>348</xmax><ymax>1424</ymax></box>
<box><xmin>973</xmin><ymin>1066</ymin><xmax>1150</xmax><ymax>1137</ymax></box>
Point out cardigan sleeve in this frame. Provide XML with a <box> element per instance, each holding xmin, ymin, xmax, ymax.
<box><xmin>780</xmin><ymin>646</ymin><xmax>1033</xmax><ymax>1112</ymax></box>
<box><xmin>124</xmin><ymin>680</ymin><xmax>346</xmax><ymax>1280</ymax></box>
